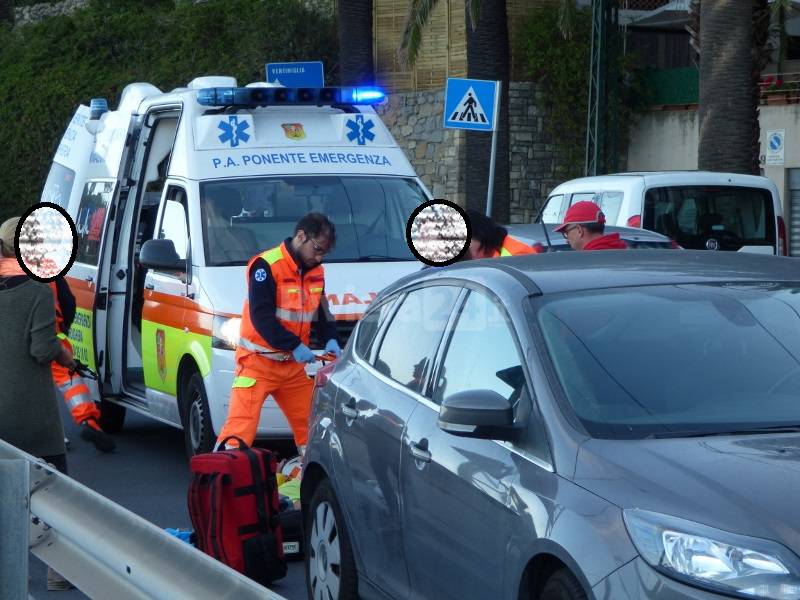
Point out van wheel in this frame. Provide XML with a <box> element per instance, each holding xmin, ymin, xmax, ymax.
<box><xmin>181</xmin><ymin>372</ymin><xmax>215</xmax><ymax>457</ymax></box>
<box><xmin>306</xmin><ymin>479</ymin><xmax>358</xmax><ymax>600</ymax></box>
<box><xmin>540</xmin><ymin>569</ymin><xmax>587</xmax><ymax>600</ymax></box>
<box><xmin>99</xmin><ymin>399</ymin><xmax>126</xmax><ymax>434</ymax></box>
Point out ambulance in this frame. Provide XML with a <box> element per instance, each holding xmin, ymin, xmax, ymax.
<box><xmin>41</xmin><ymin>75</ymin><xmax>428</xmax><ymax>455</ymax></box>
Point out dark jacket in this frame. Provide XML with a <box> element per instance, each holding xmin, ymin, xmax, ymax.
<box><xmin>0</xmin><ymin>277</ymin><xmax>66</xmax><ymax>457</ymax></box>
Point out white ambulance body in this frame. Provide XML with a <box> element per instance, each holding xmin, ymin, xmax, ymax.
<box><xmin>42</xmin><ymin>75</ymin><xmax>427</xmax><ymax>455</ymax></box>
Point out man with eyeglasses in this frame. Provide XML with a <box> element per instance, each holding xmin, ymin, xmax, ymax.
<box><xmin>216</xmin><ymin>213</ymin><xmax>340</xmax><ymax>454</ymax></box>
<box><xmin>553</xmin><ymin>201</ymin><xmax>627</xmax><ymax>251</ymax></box>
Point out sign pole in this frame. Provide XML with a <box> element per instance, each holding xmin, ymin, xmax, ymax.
<box><xmin>485</xmin><ymin>81</ymin><xmax>501</xmax><ymax>217</ymax></box>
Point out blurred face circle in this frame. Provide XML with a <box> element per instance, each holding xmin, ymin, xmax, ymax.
<box><xmin>406</xmin><ymin>200</ymin><xmax>471</xmax><ymax>266</ymax></box>
<box><xmin>16</xmin><ymin>203</ymin><xmax>77</xmax><ymax>282</ymax></box>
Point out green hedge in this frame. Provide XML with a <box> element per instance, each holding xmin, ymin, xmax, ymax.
<box><xmin>0</xmin><ymin>0</ymin><xmax>338</xmax><ymax>220</ymax></box>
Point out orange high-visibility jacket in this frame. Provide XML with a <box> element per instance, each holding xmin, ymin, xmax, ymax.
<box><xmin>239</xmin><ymin>241</ymin><xmax>325</xmax><ymax>354</ymax></box>
<box><xmin>492</xmin><ymin>234</ymin><xmax>536</xmax><ymax>257</ymax></box>
<box><xmin>48</xmin><ymin>281</ymin><xmax>67</xmax><ymax>336</ymax></box>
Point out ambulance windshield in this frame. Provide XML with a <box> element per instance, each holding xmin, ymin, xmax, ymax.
<box><xmin>200</xmin><ymin>175</ymin><xmax>426</xmax><ymax>265</ymax></box>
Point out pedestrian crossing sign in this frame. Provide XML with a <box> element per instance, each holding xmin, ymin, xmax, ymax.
<box><xmin>443</xmin><ymin>78</ymin><xmax>499</xmax><ymax>131</ymax></box>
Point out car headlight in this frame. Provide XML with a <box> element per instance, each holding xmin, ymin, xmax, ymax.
<box><xmin>624</xmin><ymin>509</ymin><xmax>800</xmax><ymax>599</ymax></box>
<box><xmin>212</xmin><ymin>316</ymin><xmax>240</xmax><ymax>351</ymax></box>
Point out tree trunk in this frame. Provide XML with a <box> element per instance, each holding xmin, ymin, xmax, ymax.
<box><xmin>0</xmin><ymin>0</ymin><xmax>14</xmax><ymax>25</ymax></box>
<box><xmin>698</xmin><ymin>0</ymin><xmax>766</xmax><ymax>174</ymax></box>
<box><xmin>337</xmin><ymin>0</ymin><xmax>374</xmax><ymax>86</ymax></box>
<box><xmin>465</xmin><ymin>0</ymin><xmax>510</xmax><ymax>223</ymax></box>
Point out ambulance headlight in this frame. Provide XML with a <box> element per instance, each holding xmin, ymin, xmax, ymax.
<box><xmin>212</xmin><ymin>316</ymin><xmax>240</xmax><ymax>351</ymax></box>
<box><xmin>624</xmin><ymin>509</ymin><xmax>800</xmax><ymax>598</ymax></box>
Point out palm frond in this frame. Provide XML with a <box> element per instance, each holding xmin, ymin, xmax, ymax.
<box><xmin>399</xmin><ymin>0</ymin><xmax>441</xmax><ymax>68</ymax></box>
<box><xmin>558</xmin><ymin>0</ymin><xmax>577</xmax><ymax>40</ymax></box>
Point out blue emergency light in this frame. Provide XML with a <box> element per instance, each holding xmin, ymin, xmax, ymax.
<box><xmin>196</xmin><ymin>86</ymin><xmax>386</xmax><ymax>107</ymax></box>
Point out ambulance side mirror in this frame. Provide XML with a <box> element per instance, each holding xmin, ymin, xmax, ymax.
<box><xmin>139</xmin><ymin>239</ymin><xmax>185</xmax><ymax>272</ymax></box>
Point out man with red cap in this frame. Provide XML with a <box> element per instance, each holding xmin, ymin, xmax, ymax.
<box><xmin>553</xmin><ymin>201</ymin><xmax>628</xmax><ymax>251</ymax></box>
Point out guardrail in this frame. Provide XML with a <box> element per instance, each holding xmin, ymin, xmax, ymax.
<box><xmin>0</xmin><ymin>439</ymin><xmax>287</xmax><ymax>600</ymax></box>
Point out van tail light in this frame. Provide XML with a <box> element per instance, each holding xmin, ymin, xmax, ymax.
<box><xmin>315</xmin><ymin>361</ymin><xmax>336</xmax><ymax>388</ymax></box>
<box><xmin>778</xmin><ymin>216</ymin><xmax>788</xmax><ymax>256</ymax></box>
<box><xmin>626</xmin><ymin>215</ymin><xmax>641</xmax><ymax>228</ymax></box>
<box><xmin>530</xmin><ymin>242</ymin><xmax>546</xmax><ymax>254</ymax></box>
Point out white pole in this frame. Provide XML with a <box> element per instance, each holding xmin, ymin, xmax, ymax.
<box><xmin>485</xmin><ymin>81</ymin><xmax>501</xmax><ymax>217</ymax></box>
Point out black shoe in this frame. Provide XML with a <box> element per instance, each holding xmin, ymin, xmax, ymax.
<box><xmin>80</xmin><ymin>420</ymin><xmax>116</xmax><ymax>453</ymax></box>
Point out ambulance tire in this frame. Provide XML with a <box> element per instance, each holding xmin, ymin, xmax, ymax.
<box><xmin>306</xmin><ymin>479</ymin><xmax>358</xmax><ymax>600</ymax></box>
<box><xmin>99</xmin><ymin>399</ymin><xmax>126</xmax><ymax>434</ymax></box>
<box><xmin>182</xmin><ymin>372</ymin><xmax>215</xmax><ymax>456</ymax></box>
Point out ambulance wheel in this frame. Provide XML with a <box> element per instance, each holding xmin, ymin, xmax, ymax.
<box><xmin>182</xmin><ymin>372</ymin><xmax>215</xmax><ymax>457</ymax></box>
<box><xmin>99</xmin><ymin>399</ymin><xmax>126</xmax><ymax>434</ymax></box>
<box><xmin>306</xmin><ymin>479</ymin><xmax>358</xmax><ymax>600</ymax></box>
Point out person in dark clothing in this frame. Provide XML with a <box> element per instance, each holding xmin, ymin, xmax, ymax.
<box><xmin>465</xmin><ymin>209</ymin><xmax>536</xmax><ymax>259</ymax></box>
<box><xmin>553</xmin><ymin>201</ymin><xmax>628</xmax><ymax>251</ymax></box>
<box><xmin>216</xmin><ymin>213</ymin><xmax>340</xmax><ymax>454</ymax></box>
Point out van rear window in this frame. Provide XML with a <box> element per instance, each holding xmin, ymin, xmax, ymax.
<box><xmin>200</xmin><ymin>176</ymin><xmax>426</xmax><ymax>266</ymax></box>
<box><xmin>643</xmin><ymin>186</ymin><xmax>775</xmax><ymax>251</ymax></box>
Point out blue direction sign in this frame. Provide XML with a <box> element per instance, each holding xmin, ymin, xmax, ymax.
<box><xmin>266</xmin><ymin>61</ymin><xmax>325</xmax><ymax>88</ymax></box>
<box><xmin>443</xmin><ymin>78</ymin><xmax>499</xmax><ymax>131</ymax></box>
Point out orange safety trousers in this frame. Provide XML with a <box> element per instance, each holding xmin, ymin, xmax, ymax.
<box><xmin>217</xmin><ymin>348</ymin><xmax>315</xmax><ymax>448</ymax></box>
<box><xmin>51</xmin><ymin>337</ymin><xmax>101</xmax><ymax>426</ymax></box>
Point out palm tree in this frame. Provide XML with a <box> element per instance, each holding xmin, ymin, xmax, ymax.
<box><xmin>0</xmin><ymin>0</ymin><xmax>14</xmax><ymax>25</ymax></box>
<box><xmin>697</xmin><ymin>0</ymin><xmax>770</xmax><ymax>174</ymax></box>
<box><xmin>337</xmin><ymin>0</ymin><xmax>375</xmax><ymax>86</ymax></box>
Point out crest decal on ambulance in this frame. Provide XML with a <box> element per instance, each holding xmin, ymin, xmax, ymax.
<box><xmin>281</xmin><ymin>123</ymin><xmax>306</xmax><ymax>140</ymax></box>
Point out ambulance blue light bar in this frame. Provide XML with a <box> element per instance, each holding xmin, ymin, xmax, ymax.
<box><xmin>196</xmin><ymin>86</ymin><xmax>386</xmax><ymax>107</ymax></box>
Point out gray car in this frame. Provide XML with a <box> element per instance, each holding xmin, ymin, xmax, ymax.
<box><xmin>504</xmin><ymin>222</ymin><xmax>678</xmax><ymax>252</ymax></box>
<box><xmin>301</xmin><ymin>250</ymin><xmax>800</xmax><ymax>600</ymax></box>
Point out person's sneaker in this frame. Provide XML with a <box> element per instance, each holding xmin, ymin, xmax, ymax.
<box><xmin>80</xmin><ymin>419</ymin><xmax>116</xmax><ymax>453</ymax></box>
<box><xmin>47</xmin><ymin>566</ymin><xmax>75</xmax><ymax>591</ymax></box>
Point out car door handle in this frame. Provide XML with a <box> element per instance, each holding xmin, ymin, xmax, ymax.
<box><xmin>410</xmin><ymin>441</ymin><xmax>431</xmax><ymax>464</ymax></box>
<box><xmin>341</xmin><ymin>398</ymin><xmax>358</xmax><ymax>420</ymax></box>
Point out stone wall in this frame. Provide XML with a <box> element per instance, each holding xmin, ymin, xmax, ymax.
<box><xmin>14</xmin><ymin>0</ymin><xmax>88</xmax><ymax>27</ymax></box>
<box><xmin>378</xmin><ymin>83</ymin><xmax>564</xmax><ymax>223</ymax></box>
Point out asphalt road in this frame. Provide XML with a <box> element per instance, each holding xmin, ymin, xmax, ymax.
<box><xmin>28</xmin><ymin>403</ymin><xmax>306</xmax><ymax>599</ymax></box>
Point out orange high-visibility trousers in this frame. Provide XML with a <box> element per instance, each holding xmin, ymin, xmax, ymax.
<box><xmin>51</xmin><ymin>337</ymin><xmax>100</xmax><ymax>426</ymax></box>
<box><xmin>217</xmin><ymin>348</ymin><xmax>315</xmax><ymax>448</ymax></box>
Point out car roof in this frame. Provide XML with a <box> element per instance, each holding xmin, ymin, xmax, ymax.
<box><xmin>551</xmin><ymin>171</ymin><xmax>774</xmax><ymax>192</ymax></box>
<box><xmin>505</xmin><ymin>223</ymin><xmax>671</xmax><ymax>245</ymax></box>
<box><xmin>393</xmin><ymin>251</ymin><xmax>800</xmax><ymax>297</ymax></box>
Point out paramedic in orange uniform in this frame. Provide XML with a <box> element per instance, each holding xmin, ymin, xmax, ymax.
<box><xmin>216</xmin><ymin>213</ymin><xmax>340</xmax><ymax>454</ymax></box>
<box><xmin>50</xmin><ymin>277</ymin><xmax>116</xmax><ymax>452</ymax></box>
<box><xmin>465</xmin><ymin>209</ymin><xmax>537</xmax><ymax>259</ymax></box>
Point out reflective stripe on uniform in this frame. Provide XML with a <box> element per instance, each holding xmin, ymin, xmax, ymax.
<box><xmin>57</xmin><ymin>332</ymin><xmax>69</xmax><ymax>340</ymax></box>
<box><xmin>238</xmin><ymin>338</ymin><xmax>292</xmax><ymax>361</ymax></box>
<box><xmin>310</xmin><ymin>287</ymin><xmax>324</xmax><ymax>293</ymax></box>
<box><xmin>500</xmin><ymin>248</ymin><xmax>512</xmax><ymax>257</ymax></box>
<box><xmin>64</xmin><ymin>392</ymin><xmax>92</xmax><ymax>411</ymax></box>
<box><xmin>275</xmin><ymin>307</ymin><xmax>317</xmax><ymax>322</ymax></box>
<box><xmin>285</xmin><ymin>288</ymin><xmax>300</xmax><ymax>294</ymax></box>
<box><xmin>232</xmin><ymin>376</ymin><xmax>257</xmax><ymax>388</ymax></box>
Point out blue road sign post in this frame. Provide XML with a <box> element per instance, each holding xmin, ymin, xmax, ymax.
<box><xmin>266</xmin><ymin>61</ymin><xmax>325</xmax><ymax>88</ymax></box>
<box><xmin>443</xmin><ymin>78</ymin><xmax>501</xmax><ymax>216</ymax></box>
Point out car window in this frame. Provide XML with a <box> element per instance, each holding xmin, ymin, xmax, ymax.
<box><xmin>75</xmin><ymin>180</ymin><xmax>114</xmax><ymax>266</ymax></box>
<box><xmin>539</xmin><ymin>194</ymin><xmax>565</xmax><ymax>223</ymax></box>
<box><xmin>433</xmin><ymin>291</ymin><xmax>526</xmax><ymax>408</ymax></box>
<box><xmin>159</xmin><ymin>187</ymin><xmax>189</xmax><ymax>261</ymax></box>
<box><xmin>354</xmin><ymin>297</ymin><xmax>397</xmax><ymax>361</ymax></box>
<box><xmin>570</xmin><ymin>192</ymin><xmax>598</xmax><ymax>205</ymax></box>
<box><xmin>643</xmin><ymin>186</ymin><xmax>775</xmax><ymax>250</ymax></box>
<box><xmin>536</xmin><ymin>283</ymin><xmax>800</xmax><ymax>439</ymax></box>
<box><xmin>373</xmin><ymin>286</ymin><xmax>461</xmax><ymax>396</ymax></box>
<box><xmin>599</xmin><ymin>191</ymin><xmax>624</xmax><ymax>224</ymax></box>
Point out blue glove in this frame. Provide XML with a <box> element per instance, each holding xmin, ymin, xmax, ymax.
<box><xmin>292</xmin><ymin>343</ymin><xmax>316</xmax><ymax>364</ymax></box>
<box><xmin>324</xmin><ymin>339</ymin><xmax>342</xmax><ymax>358</ymax></box>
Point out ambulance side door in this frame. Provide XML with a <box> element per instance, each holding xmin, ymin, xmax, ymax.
<box><xmin>141</xmin><ymin>185</ymin><xmax>190</xmax><ymax>406</ymax></box>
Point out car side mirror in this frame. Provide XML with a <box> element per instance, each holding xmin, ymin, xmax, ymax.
<box><xmin>438</xmin><ymin>389</ymin><xmax>514</xmax><ymax>440</ymax></box>
<box><xmin>139</xmin><ymin>239</ymin><xmax>185</xmax><ymax>271</ymax></box>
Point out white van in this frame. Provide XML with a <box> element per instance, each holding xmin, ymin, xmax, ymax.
<box><xmin>41</xmin><ymin>75</ymin><xmax>428</xmax><ymax>455</ymax></box>
<box><xmin>537</xmin><ymin>171</ymin><xmax>788</xmax><ymax>255</ymax></box>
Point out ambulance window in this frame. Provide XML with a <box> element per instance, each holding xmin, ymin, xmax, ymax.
<box><xmin>42</xmin><ymin>163</ymin><xmax>76</xmax><ymax>209</ymax></box>
<box><xmin>75</xmin><ymin>180</ymin><xmax>114</xmax><ymax>266</ymax></box>
<box><xmin>158</xmin><ymin>187</ymin><xmax>189</xmax><ymax>263</ymax></box>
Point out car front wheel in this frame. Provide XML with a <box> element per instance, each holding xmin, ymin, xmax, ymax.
<box><xmin>306</xmin><ymin>479</ymin><xmax>358</xmax><ymax>600</ymax></box>
<box><xmin>540</xmin><ymin>568</ymin><xmax>587</xmax><ymax>600</ymax></box>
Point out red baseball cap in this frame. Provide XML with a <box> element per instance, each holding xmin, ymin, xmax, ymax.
<box><xmin>553</xmin><ymin>201</ymin><xmax>606</xmax><ymax>232</ymax></box>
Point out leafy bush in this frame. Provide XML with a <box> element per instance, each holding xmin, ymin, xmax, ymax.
<box><xmin>0</xmin><ymin>0</ymin><xmax>337</xmax><ymax>220</ymax></box>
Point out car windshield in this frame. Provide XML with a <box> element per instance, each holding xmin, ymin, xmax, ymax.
<box><xmin>643</xmin><ymin>185</ymin><xmax>775</xmax><ymax>250</ymax></box>
<box><xmin>200</xmin><ymin>176</ymin><xmax>426</xmax><ymax>265</ymax></box>
<box><xmin>534</xmin><ymin>283</ymin><xmax>800</xmax><ymax>439</ymax></box>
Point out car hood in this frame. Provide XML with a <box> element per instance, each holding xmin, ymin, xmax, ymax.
<box><xmin>574</xmin><ymin>435</ymin><xmax>800</xmax><ymax>553</ymax></box>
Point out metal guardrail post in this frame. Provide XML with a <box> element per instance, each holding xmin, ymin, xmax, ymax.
<box><xmin>0</xmin><ymin>440</ymin><xmax>287</xmax><ymax>600</ymax></box>
<box><xmin>0</xmin><ymin>459</ymin><xmax>29</xmax><ymax>600</ymax></box>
